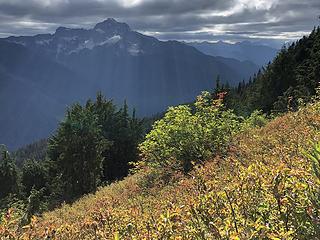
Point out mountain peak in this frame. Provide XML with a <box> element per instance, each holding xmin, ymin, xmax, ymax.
<box><xmin>55</xmin><ymin>26</ymin><xmax>71</xmax><ymax>34</ymax></box>
<box><xmin>94</xmin><ymin>18</ymin><xmax>131</xmax><ymax>34</ymax></box>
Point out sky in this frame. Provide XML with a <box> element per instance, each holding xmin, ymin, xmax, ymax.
<box><xmin>0</xmin><ymin>0</ymin><xmax>319</xmax><ymax>47</ymax></box>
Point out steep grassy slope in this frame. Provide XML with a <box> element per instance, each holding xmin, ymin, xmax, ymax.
<box><xmin>1</xmin><ymin>102</ymin><xmax>320</xmax><ymax>239</ymax></box>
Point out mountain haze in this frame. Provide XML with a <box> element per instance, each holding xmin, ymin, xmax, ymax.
<box><xmin>0</xmin><ymin>18</ymin><xmax>259</xmax><ymax>149</ymax></box>
<box><xmin>189</xmin><ymin>41</ymin><xmax>279</xmax><ymax>67</ymax></box>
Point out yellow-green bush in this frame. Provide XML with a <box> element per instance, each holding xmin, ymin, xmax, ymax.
<box><xmin>139</xmin><ymin>91</ymin><xmax>242</xmax><ymax>173</ymax></box>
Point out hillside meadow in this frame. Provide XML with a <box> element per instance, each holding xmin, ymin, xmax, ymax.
<box><xmin>1</xmin><ymin>99</ymin><xmax>319</xmax><ymax>239</ymax></box>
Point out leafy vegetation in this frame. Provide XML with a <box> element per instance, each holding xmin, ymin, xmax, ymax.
<box><xmin>1</xmin><ymin>97</ymin><xmax>318</xmax><ymax>239</ymax></box>
<box><xmin>139</xmin><ymin>92</ymin><xmax>242</xmax><ymax>173</ymax></box>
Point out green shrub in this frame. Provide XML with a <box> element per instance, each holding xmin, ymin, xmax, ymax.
<box><xmin>243</xmin><ymin>110</ymin><xmax>268</xmax><ymax>129</ymax></box>
<box><xmin>139</xmin><ymin>91</ymin><xmax>241</xmax><ymax>172</ymax></box>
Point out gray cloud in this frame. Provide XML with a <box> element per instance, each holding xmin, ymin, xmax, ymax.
<box><xmin>0</xmin><ymin>0</ymin><xmax>319</xmax><ymax>46</ymax></box>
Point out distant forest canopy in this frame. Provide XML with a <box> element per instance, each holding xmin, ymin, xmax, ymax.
<box><xmin>12</xmin><ymin>139</ymin><xmax>47</xmax><ymax>166</ymax></box>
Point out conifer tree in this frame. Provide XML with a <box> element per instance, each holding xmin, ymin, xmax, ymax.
<box><xmin>0</xmin><ymin>147</ymin><xmax>19</xmax><ymax>199</ymax></box>
<box><xmin>48</xmin><ymin>103</ymin><xmax>108</xmax><ymax>201</ymax></box>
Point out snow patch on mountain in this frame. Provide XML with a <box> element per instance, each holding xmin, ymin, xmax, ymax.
<box><xmin>128</xmin><ymin>43</ymin><xmax>142</xmax><ymax>56</ymax></box>
<box><xmin>35</xmin><ymin>39</ymin><xmax>53</xmax><ymax>45</ymax></box>
<box><xmin>61</xmin><ymin>36</ymin><xmax>78</xmax><ymax>42</ymax></box>
<box><xmin>104</xmin><ymin>35</ymin><xmax>121</xmax><ymax>44</ymax></box>
<box><xmin>95</xmin><ymin>28</ymin><xmax>105</xmax><ymax>34</ymax></box>
<box><xmin>7</xmin><ymin>40</ymin><xmax>26</xmax><ymax>46</ymax></box>
<box><xmin>56</xmin><ymin>44</ymin><xmax>66</xmax><ymax>56</ymax></box>
<box><xmin>67</xmin><ymin>35</ymin><xmax>122</xmax><ymax>54</ymax></box>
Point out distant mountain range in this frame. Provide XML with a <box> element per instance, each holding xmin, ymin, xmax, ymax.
<box><xmin>189</xmin><ymin>41</ymin><xmax>279</xmax><ymax>67</ymax></box>
<box><xmin>0</xmin><ymin>18</ymin><xmax>260</xmax><ymax>149</ymax></box>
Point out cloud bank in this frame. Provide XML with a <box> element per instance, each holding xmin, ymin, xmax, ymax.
<box><xmin>0</xmin><ymin>0</ymin><xmax>319</xmax><ymax>46</ymax></box>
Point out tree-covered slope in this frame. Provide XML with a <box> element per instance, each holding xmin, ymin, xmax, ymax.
<box><xmin>2</xmin><ymin>98</ymin><xmax>319</xmax><ymax>239</ymax></box>
<box><xmin>224</xmin><ymin>27</ymin><xmax>320</xmax><ymax>115</ymax></box>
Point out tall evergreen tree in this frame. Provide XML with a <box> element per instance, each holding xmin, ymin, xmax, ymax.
<box><xmin>21</xmin><ymin>159</ymin><xmax>48</xmax><ymax>195</ymax></box>
<box><xmin>48</xmin><ymin>103</ymin><xmax>108</xmax><ymax>201</ymax></box>
<box><xmin>94</xmin><ymin>97</ymin><xmax>144</xmax><ymax>182</ymax></box>
<box><xmin>0</xmin><ymin>147</ymin><xmax>19</xmax><ymax>199</ymax></box>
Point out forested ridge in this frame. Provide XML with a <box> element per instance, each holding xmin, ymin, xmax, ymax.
<box><xmin>0</xmin><ymin>27</ymin><xmax>320</xmax><ymax>239</ymax></box>
<box><xmin>223</xmin><ymin>26</ymin><xmax>320</xmax><ymax>115</ymax></box>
